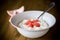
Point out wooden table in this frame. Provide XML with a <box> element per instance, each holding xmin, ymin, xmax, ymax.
<box><xmin>0</xmin><ymin>0</ymin><xmax>59</xmax><ymax>40</ymax></box>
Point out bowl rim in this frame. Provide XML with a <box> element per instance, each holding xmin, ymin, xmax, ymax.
<box><xmin>10</xmin><ymin>10</ymin><xmax>56</xmax><ymax>32</ymax></box>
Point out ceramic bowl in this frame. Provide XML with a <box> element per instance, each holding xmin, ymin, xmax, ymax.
<box><xmin>9</xmin><ymin>11</ymin><xmax>56</xmax><ymax>38</ymax></box>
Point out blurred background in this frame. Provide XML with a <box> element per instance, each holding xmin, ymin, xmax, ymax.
<box><xmin>0</xmin><ymin>0</ymin><xmax>60</xmax><ymax>40</ymax></box>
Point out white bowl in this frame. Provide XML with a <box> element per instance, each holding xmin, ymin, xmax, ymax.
<box><xmin>9</xmin><ymin>11</ymin><xmax>56</xmax><ymax>38</ymax></box>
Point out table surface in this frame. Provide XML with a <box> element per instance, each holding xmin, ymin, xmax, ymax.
<box><xmin>0</xmin><ymin>0</ymin><xmax>59</xmax><ymax>40</ymax></box>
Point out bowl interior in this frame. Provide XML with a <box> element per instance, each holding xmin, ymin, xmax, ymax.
<box><xmin>11</xmin><ymin>11</ymin><xmax>56</xmax><ymax>30</ymax></box>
